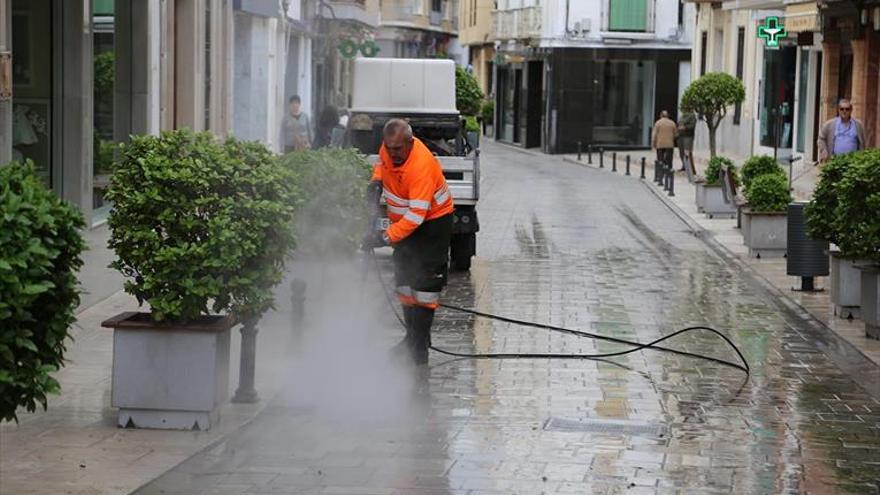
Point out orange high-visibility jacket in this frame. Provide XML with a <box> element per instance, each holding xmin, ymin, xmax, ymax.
<box><xmin>372</xmin><ymin>137</ymin><xmax>454</xmax><ymax>244</ymax></box>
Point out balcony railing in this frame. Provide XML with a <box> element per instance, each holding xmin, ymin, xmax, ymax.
<box><xmin>492</xmin><ymin>6</ymin><xmax>542</xmax><ymax>40</ymax></box>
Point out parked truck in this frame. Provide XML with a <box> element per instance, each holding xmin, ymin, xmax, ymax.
<box><xmin>346</xmin><ymin>58</ymin><xmax>480</xmax><ymax>271</ymax></box>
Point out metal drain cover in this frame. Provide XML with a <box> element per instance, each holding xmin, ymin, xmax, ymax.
<box><xmin>544</xmin><ymin>417</ymin><xmax>665</xmax><ymax>437</ymax></box>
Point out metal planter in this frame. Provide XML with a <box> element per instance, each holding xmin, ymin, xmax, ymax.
<box><xmin>742</xmin><ymin>211</ymin><xmax>787</xmax><ymax>258</ymax></box>
<box><xmin>830</xmin><ymin>252</ymin><xmax>867</xmax><ymax>319</ymax></box>
<box><xmin>102</xmin><ymin>312</ymin><xmax>234</xmax><ymax>430</ymax></box>
<box><xmin>859</xmin><ymin>266</ymin><xmax>880</xmax><ymax>339</ymax></box>
<box><xmin>703</xmin><ymin>184</ymin><xmax>736</xmax><ymax>218</ymax></box>
<box><xmin>786</xmin><ymin>202</ymin><xmax>829</xmax><ymax>280</ymax></box>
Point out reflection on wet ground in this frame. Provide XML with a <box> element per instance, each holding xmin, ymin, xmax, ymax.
<box><xmin>137</xmin><ymin>142</ymin><xmax>880</xmax><ymax>495</ymax></box>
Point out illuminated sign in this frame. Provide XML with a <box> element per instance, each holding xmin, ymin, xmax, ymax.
<box><xmin>758</xmin><ymin>17</ymin><xmax>788</xmax><ymax>48</ymax></box>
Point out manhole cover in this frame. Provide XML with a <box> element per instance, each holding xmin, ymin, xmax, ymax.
<box><xmin>544</xmin><ymin>417</ymin><xmax>665</xmax><ymax>437</ymax></box>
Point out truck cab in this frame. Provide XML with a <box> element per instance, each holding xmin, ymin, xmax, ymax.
<box><xmin>346</xmin><ymin>58</ymin><xmax>480</xmax><ymax>271</ymax></box>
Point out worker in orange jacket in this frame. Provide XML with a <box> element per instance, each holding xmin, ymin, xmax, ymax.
<box><xmin>362</xmin><ymin>118</ymin><xmax>454</xmax><ymax>365</ymax></box>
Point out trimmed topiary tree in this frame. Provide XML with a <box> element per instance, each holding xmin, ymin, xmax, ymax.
<box><xmin>106</xmin><ymin>130</ymin><xmax>298</xmax><ymax>322</ymax></box>
<box><xmin>455</xmin><ymin>66</ymin><xmax>484</xmax><ymax>117</ymax></box>
<box><xmin>745</xmin><ymin>173</ymin><xmax>791</xmax><ymax>212</ymax></box>
<box><xmin>805</xmin><ymin>153</ymin><xmax>851</xmax><ymax>245</ymax></box>
<box><xmin>741</xmin><ymin>155</ymin><xmax>784</xmax><ymax>194</ymax></box>
<box><xmin>680</xmin><ymin>73</ymin><xmax>746</xmax><ymax>158</ymax></box>
<box><xmin>282</xmin><ymin>148</ymin><xmax>373</xmax><ymax>257</ymax></box>
<box><xmin>833</xmin><ymin>149</ymin><xmax>880</xmax><ymax>261</ymax></box>
<box><xmin>1</xmin><ymin>160</ymin><xmax>85</xmax><ymax>423</ymax></box>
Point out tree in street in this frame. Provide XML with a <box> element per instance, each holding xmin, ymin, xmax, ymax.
<box><xmin>680</xmin><ymin>73</ymin><xmax>746</xmax><ymax>157</ymax></box>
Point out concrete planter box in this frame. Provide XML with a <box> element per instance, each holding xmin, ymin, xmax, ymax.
<box><xmin>860</xmin><ymin>266</ymin><xmax>880</xmax><ymax>339</ymax></box>
<box><xmin>703</xmin><ymin>184</ymin><xmax>736</xmax><ymax>218</ymax></box>
<box><xmin>742</xmin><ymin>211</ymin><xmax>787</xmax><ymax>258</ymax></box>
<box><xmin>830</xmin><ymin>252</ymin><xmax>866</xmax><ymax>319</ymax></box>
<box><xmin>102</xmin><ymin>312</ymin><xmax>234</xmax><ymax>430</ymax></box>
<box><xmin>695</xmin><ymin>181</ymin><xmax>706</xmax><ymax>212</ymax></box>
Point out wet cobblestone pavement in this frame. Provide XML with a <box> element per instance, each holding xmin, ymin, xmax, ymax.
<box><xmin>137</xmin><ymin>142</ymin><xmax>880</xmax><ymax>495</ymax></box>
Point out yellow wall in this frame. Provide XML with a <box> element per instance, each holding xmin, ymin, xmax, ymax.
<box><xmin>459</xmin><ymin>0</ymin><xmax>493</xmax><ymax>45</ymax></box>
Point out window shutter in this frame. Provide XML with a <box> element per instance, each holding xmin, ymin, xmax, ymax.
<box><xmin>609</xmin><ymin>0</ymin><xmax>647</xmax><ymax>32</ymax></box>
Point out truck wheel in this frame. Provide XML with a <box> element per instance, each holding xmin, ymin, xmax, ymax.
<box><xmin>450</xmin><ymin>233</ymin><xmax>475</xmax><ymax>271</ymax></box>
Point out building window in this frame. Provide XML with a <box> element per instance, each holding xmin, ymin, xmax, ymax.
<box><xmin>700</xmin><ymin>31</ymin><xmax>708</xmax><ymax>75</ymax></box>
<box><xmin>204</xmin><ymin>0</ymin><xmax>212</xmax><ymax>130</ymax></box>
<box><xmin>734</xmin><ymin>27</ymin><xmax>744</xmax><ymax>125</ymax></box>
<box><xmin>432</xmin><ymin>0</ymin><xmax>442</xmax><ymax>13</ymax></box>
<box><xmin>608</xmin><ymin>0</ymin><xmax>648</xmax><ymax>32</ymax></box>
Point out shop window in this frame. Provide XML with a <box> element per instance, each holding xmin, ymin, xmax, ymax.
<box><xmin>608</xmin><ymin>0</ymin><xmax>648</xmax><ymax>32</ymax></box>
<box><xmin>700</xmin><ymin>31</ymin><xmax>708</xmax><ymax>75</ymax></box>
<box><xmin>734</xmin><ymin>27</ymin><xmax>744</xmax><ymax>125</ymax></box>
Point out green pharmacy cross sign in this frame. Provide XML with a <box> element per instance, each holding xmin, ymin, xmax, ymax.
<box><xmin>758</xmin><ymin>17</ymin><xmax>788</xmax><ymax>47</ymax></box>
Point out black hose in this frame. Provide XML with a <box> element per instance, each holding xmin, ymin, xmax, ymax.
<box><xmin>367</xmin><ymin>250</ymin><xmax>750</xmax><ymax>377</ymax></box>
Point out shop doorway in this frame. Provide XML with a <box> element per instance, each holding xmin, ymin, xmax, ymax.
<box><xmin>758</xmin><ymin>45</ymin><xmax>797</xmax><ymax>159</ymax></box>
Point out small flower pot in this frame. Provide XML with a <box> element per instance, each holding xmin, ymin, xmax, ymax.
<box><xmin>830</xmin><ymin>252</ymin><xmax>866</xmax><ymax>319</ymax></box>
<box><xmin>703</xmin><ymin>184</ymin><xmax>736</xmax><ymax>218</ymax></box>
<box><xmin>742</xmin><ymin>210</ymin><xmax>787</xmax><ymax>258</ymax></box>
<box><xmin>102</xmin><ymin>312</ymin><xmax>235</xmax><ymax>430</ymax></box>
<box><xmin>859</xmin><ymin>265</ymin><xmax>880</xmax><ymax>339</ymax></box>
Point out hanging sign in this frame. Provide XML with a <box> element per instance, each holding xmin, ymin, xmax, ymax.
<box><xmin>758</xmin><ymin>17</ymin><xmax>788</xmax><ymax>48</ymax></box>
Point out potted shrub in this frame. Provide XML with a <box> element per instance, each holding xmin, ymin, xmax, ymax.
<box><xmin>0</xmin><ymin>161</ymin><xmax>85</xmax><ymax>423</ymax></box>
<box><xmin>832</xmin><ymin>150</ymin><xmax>880</xmax><ymax>337</ymax></box>
<box><xmin>742</xmin><ymin>173</ymin><xmax>791</xmax><ymax>258</ymax></box>
<box><xmin>740</xmin><ymin>155</ymin><xmax>785</xmax><ymax>194</ymax></box>
<box><xmin>806</xmin><ymin>153</ymin><xmax>866</xmax><ymax>319</ymax></box>
<box><xmin>702</xmin><ymin>156</ymin><xmax>738</xmax><ymax>218</ymax></box>
<box><xmin>740</xmin><ymin>155</ymin><xmax>786</xmax><ymax>240</ymax></box>
<box><xmin>101</xmin><ymin>130</ymin><xmax>297</xmax><ymax>430</ymax></box>
<box><xmin>481</xmin><ymin>99</ymin><xmax>495</xmax><ymax>137</ymax></box>
<box><xmin>281</xmin><ymin>148</ymin><xmax>372</xmax><ymax>257</ymax></box>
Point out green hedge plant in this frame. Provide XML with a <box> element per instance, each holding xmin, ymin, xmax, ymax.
<box><xmin>282</xmin><ymin>148</ymin><xmax>372</xmax><ymax>256</ymax></box>
<box><xmin>805</xmin><ymin>153</ymin><xmax>851</xmax><ymax>245</ymax></box>
<box><xmin>745</xmin><ymin>173</ymin><xmax>791</xmax><ymax>212</ymax></box>
<box><xmin>480</xmin><ymin>99</ymin><xmax>495</xmax><ymax>125</ymax></box>
<box><xmin>833</xmin><ymin>149</ymin><xmax>880</xmax><ymax>262</ymax></box>
<box><xmin>1</xmin><ymin>160</ymin><xmax>85</xmax><ymax>422</ymax></box>
<box><xmin>455</xmin><ymin>66</ymin><xmax>484</xmax><ymax>116</ymax></box>
<box><xmin>704</xmin><ymin>155</ymin><xmax>738</xmax><ymax>186</ymax></box>
<box><xmin>741</xmin><ymin>155</ymin><xmax>784</xmax><ymax>194</ymax></box>
<box><xmin>106</xmin><ymin>130</ymin><xmax>297</xmax><ymax>322</ymax></box>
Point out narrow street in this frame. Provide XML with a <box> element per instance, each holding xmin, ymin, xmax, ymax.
<box><xmin>137</xmin><ymin>141</ymin><xmax>880</xmax><ymax>495</ymax></box>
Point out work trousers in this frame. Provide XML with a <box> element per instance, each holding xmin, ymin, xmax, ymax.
<box><xmin>393</xmin><ymin>214</ymin><xmax>453</xmax><ymax>309</ymax></box>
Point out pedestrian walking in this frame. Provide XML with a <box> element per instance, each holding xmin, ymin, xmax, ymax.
<box><xmin>817</xmin><ymin>98</ymin><xmax>866</xmax><ymax>162</ymax></box>
<box><xmin>281</xmin><ymin>95</ymin><xmax>312</xmax><ymax>153</ymax></box>
<box><xmin>652</xmin><ymin>110</ymin><xmax>677</xmax><ymax>169</ymax></box>
<box><xmin>362</xmin><ymin>119</ymin><xmax>454</xmax><ymax>366</ymax></box>
<box><xmin>677</xmin><ymin>110</ymin><xmax>697</xmax><ymax>172</ymax></box>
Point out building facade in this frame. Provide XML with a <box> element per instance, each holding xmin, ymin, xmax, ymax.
<box><xmin>493</xmin><ymin>0</ymin><xmax>695</xmax><ymax>153</ymax></box>
<box><xmin>459</xmin><ymin>0</ymin><xmax>496</xmax><ymax>97</ymax></box>
<box><xmin>0</xmin><ymin>0</ymin><xmax>235</xmax><ymax>226</ymax></box>
<box><xmin>690</xmin><ymin>0</ymin><xmax>823</xmax><ymax>163</ymax></box>
<box><xmin>233</xmin><ymin>0</ymin><xmax>313</xmax><ymax>152</ymax></box>
<box><xmin>376</xmin><ymin>0</ymin><xmax>460</xmax><ymax>59</ymax></box>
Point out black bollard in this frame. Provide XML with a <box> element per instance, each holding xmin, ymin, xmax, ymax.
<box><xmin>625</xmin><ymin>155</ymin><xmax>631</xmax><ymax>176</ymax></box>
<box><xmin>668</xmin><ymin>166</ymin><xmax>675</xmax><ymax>197</ymax></box>
<box><xmin>290</xmin><ymin>278</ymin><xmax>306</xmax><ymax>327</ymax></box>
<box><xmin>587</xmin><ymin>146</ymin><xmax>593</xmax><ymax>164</ymax></box>
<box><xmin>663</xmin><ymin>163</ymin><xmax>670</xmax><ymax>191</ymax></box>
<box><xmin>612</xmin><ymin>152</ymin><xmax>617</xmax><ymax>172</ymax></box>
<box><xmin>654</xmin><ymin>160</ymin><xmax>661</xmax><ymax>184</ymax></box>
<box><xmin>232</xmin><ymin>316</ymin><xmax>260</xmax><ymax>403</ymax></box>
<box><xmin>640</xmin><ymin>157</ymin><xmax>646</xmax><ymax>179</ymax></box>
<box><xmin>577</xmin><ymin>141</ymin><xmax>582</xmax><ymax>161</ymax></box>
<box><xmin>599</xmin><ymin>149</ymin><xmax>604</xmax><ymax>168</ymax></box>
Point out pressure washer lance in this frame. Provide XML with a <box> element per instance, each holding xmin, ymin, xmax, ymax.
<box><xmin>365</xmin><ymin>248</ymin><xmax>750</xmax><ymax>377</ymax></box>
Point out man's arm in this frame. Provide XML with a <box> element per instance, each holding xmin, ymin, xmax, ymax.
<box><xmin>817</xmin><ymin>120</ymin><xmax>829</xmax><ymax>162</ymax></box>
<box><xmin>651</xmin><ymin>122</ymin><xmax>658</xmax><ymax>149</ymax></box>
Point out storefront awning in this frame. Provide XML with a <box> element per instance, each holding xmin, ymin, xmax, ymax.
<box><xmin>784</xmin><ymin>2</ymin><xmax>820</xmax><ymax>32</ymax></box>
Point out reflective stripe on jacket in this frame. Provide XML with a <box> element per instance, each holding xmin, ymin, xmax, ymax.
<box><xmin>371</xmin><ymin>137</ymin><xmax>454</xmax><ymax>244</ymax></box>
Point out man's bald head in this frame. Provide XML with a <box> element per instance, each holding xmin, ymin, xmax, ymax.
<box><xmin>383</xmin><ymin>118</ymin><xmax>415</xmax><ymax>166</ymax></box>
<box><xmin>660</xmin><ymin>110</ymin><xmax>669</xmax><ymax>119</ymax></box>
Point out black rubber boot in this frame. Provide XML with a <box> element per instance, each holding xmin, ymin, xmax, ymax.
<box><xmin>389</xmin><ymin>306</ymin><xmax>416</xmax><ymax>356</ymax></box>
<box><xmin>409</xmin><ymin>306</ymin><xmax>435</xmax><ymax>365</ymax></box>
